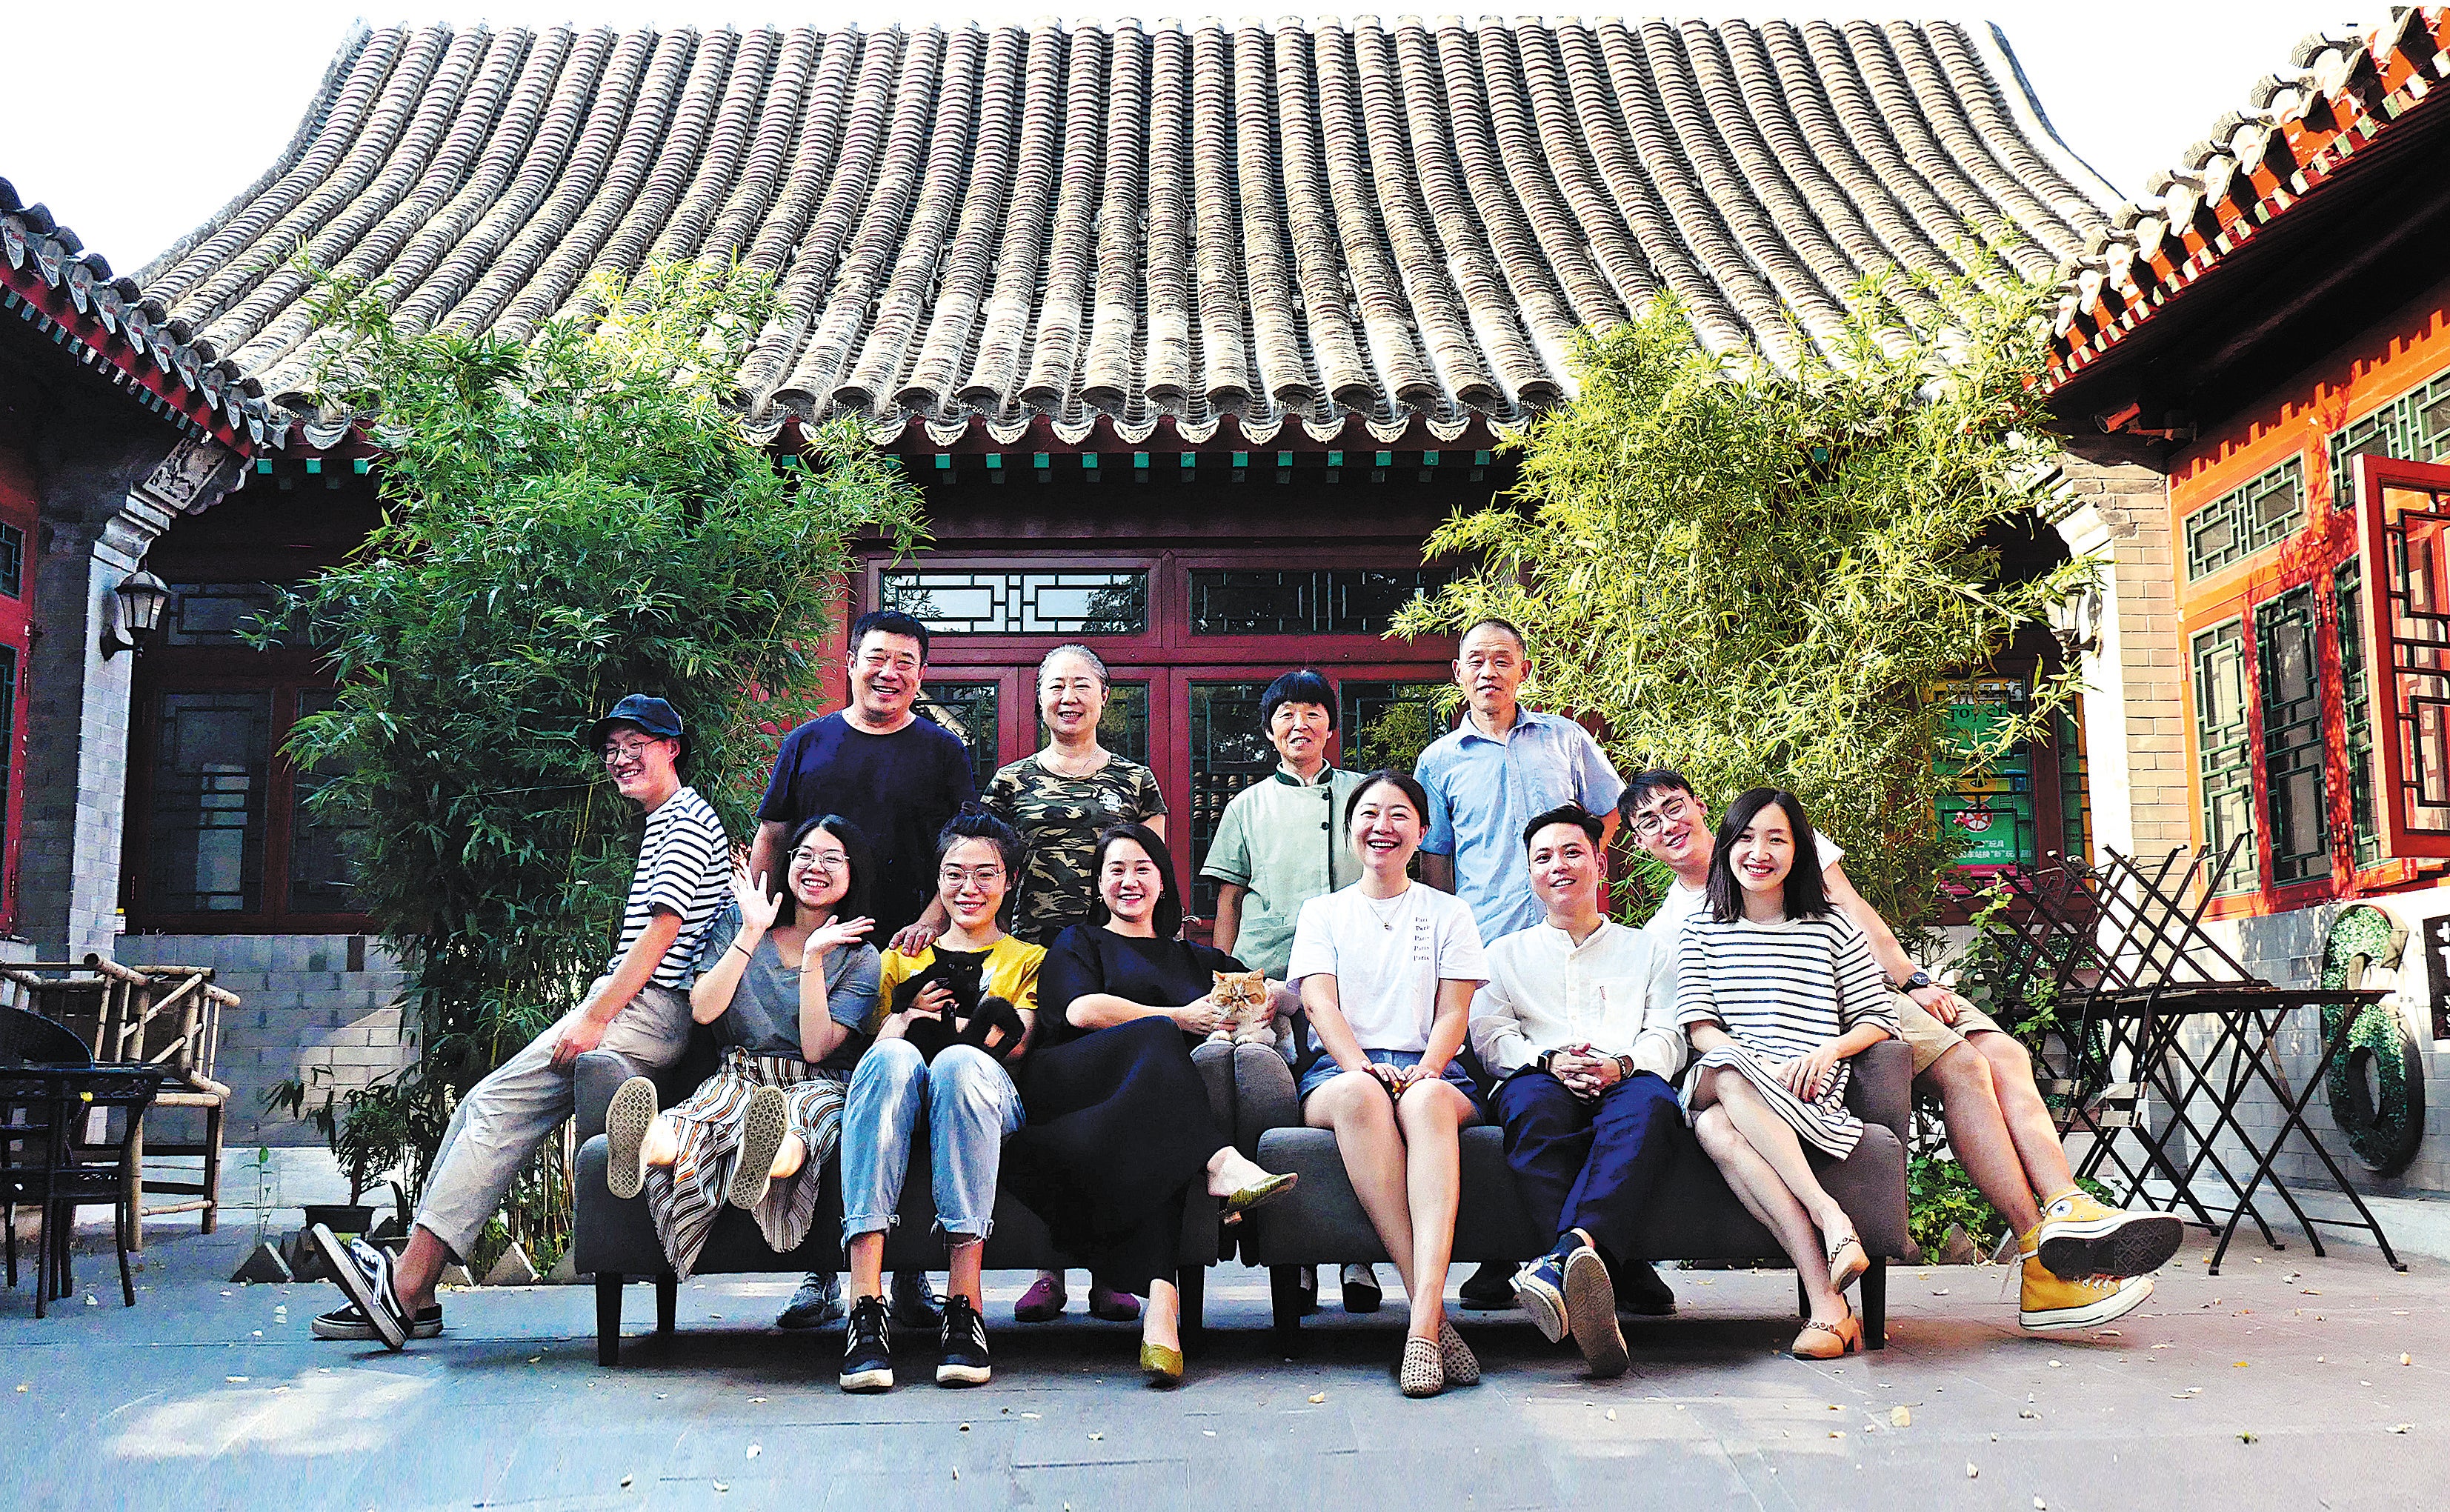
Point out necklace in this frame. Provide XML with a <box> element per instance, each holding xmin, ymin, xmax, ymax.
<box><xmin>1039</xmin><ymin>745</ymin><xmax>1108</xmax><ymax>779</ymax></box>
<box><xmin>1364</xmin><ymin>889</ymin><xmax>1409</xmax><ymax>931</ymax></box>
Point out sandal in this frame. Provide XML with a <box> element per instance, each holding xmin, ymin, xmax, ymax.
<box><xmin>1791</xmin><ymin>1310</ymin><xmax>1862</xmax><ymax>1360</ymax></box>
<box><xmin>1824</xmin><ymin>1229</ymin><xmax>1868</xmax><ymax>1295</ymax></box>
<box><xmin>1399</xmin><ymin>1336</ymin><xmax>1445</xmax><ymax>1398</ymax></box>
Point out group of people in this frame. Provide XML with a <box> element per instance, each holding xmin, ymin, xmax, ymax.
<box><xmin>311</xmin><ymin>610</ymin><xmax>2186</xmax><ymax>1399</ymax></box>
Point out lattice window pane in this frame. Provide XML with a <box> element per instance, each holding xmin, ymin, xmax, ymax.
<box><xmin>1339</xmin><ymin>680</ymin><xmax>1448</xmax><ymax>773</ymax></box>
<box><xmin>2326</xmin><ymin>370</ymin><xmax>2450</xmax><ymax>487</ymax></box>
<box><xmin>147</xmin><ymin>690</ymin><xmax>271</xmax><ymax>913</ymax></box>
<box><xmin>164</xmin><ymin>582</ymin><xmax>287</xmax><ymax>647</ymax></box>
<box><xmin>1186</xmin><ymin>681</ymin><xmax>1273</xmax><ymax>913</ymax></box>
<box><xmin>287</xmin><ymin>689</ymin><xmax>366</xmax><ymax>913</ymax></box>
<box><xmin>2336</xmin><ymin>562</ymin><xmax>2380</xmax><ymax>867</ymax></box>
<box><xmin>2254</xmin><ymin>587</ymin><xmax>2331</xmax><ymax>884</ymax></box>
<box><xmin>2184</xmin><ymin>459</ymin><xmax>2304</xmax><ymax>581</ymax></box>
<box><xmin>2192</xmin><ymin>620</ymin><xmax>2257</xmax><ymax>894</ymax></box>
<box><xmin>1186</xmin><ymin>568</ymin><xmax>1451</xmax><ymax>635</ymax></box>
<box><xmin>919</xmin><ymin>682</ymin><xmax>1001</xmax><ymax>794</ymax></box>
<box><xmin>882</xmin><ymin>570</ymin><xmax>1148</xmax><ymax>636</ymax></box>
<box><xmin>2383</xmin><ymin>495</ymin><xmax>2450</xmax><ymax>833</ymax></box>
<box><xmin>0</xmin><ymin>522</ymin><xmax>21</xmax><ymax>600</ymax></box>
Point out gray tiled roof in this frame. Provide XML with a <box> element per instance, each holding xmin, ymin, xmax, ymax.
<box><xmin>133</xmin><ymin>17</ymin><xmax>2110</xmax><ymax>454</ymax></box>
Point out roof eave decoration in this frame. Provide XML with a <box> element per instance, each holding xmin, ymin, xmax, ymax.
<box><xmin>130</xmin><ymin>17</ymin><xmax>2105</xmax><ymax>459</ymax></box>
<box><xmin>2043</xmin><ymin>7</ymin><xmax>2450</xmax><ymax>389</ymax></box>
<box><xmin>0</xmin><ymin>179</ymin><xmax>256</xmax><ymax>453</ymax></box>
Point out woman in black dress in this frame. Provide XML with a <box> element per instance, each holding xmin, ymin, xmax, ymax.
<box><xmin>1006</xmin><ymin>822</ymin><xmax>1296</xmax><ymax>1385</ymax></box>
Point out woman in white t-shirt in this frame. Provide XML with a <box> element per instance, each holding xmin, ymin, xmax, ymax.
<box><xmin>1286</xmin><ymin>769</ymin><xmax>1489</xmax><ymax>1399</ymax></box>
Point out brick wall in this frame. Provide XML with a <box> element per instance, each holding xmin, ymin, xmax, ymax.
<box><xmin>118</xmin><ymin>933</ymin><xmax>413</xmax><ymax>1147</ymax></box>
<box><xmin>2054</xmin><ymin>453</ymin><xmax>2193</xmax><ymax>861</ymax></box>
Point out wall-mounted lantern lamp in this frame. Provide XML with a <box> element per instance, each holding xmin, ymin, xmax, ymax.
<box><xmin>101</xmin><ymin>570</ymin><xmax>171</xmax><ymax>659</ymax></box>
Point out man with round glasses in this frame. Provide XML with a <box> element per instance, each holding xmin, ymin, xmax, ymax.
<box><xmin>310</xmin><ymin>695</ymin><xmax>731</xmax><ymax>1348</ymax></box>
<box><xmin>1621</xmin><ymin>767</ymin><xmax>2180</xmax><ymax>1333</ymax></box>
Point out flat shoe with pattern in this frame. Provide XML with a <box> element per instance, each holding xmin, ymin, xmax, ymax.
<box><xmin>1399</xmin><ymin>1336</ymin><xmax>1445</xmax><ymax>1398</ymax></box>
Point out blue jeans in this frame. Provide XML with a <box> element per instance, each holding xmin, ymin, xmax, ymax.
<box><xmin>839</xmin><ymin>1039</ymin><xmax>1024</xmax><ymax>1244</ymax></box>
<box><xmin>1492</xmin><ymin>1068</ymin><xmax>1685</xmax><ymax>1268</ymax></box>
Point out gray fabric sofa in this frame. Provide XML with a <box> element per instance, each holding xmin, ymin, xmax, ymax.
<box><xmin>568</xmin><ymin>1038</ymin><xmax>1232</xmax><ymax>1365</ymax></box>
<box><xmin>1236</xmin><ymin>1039</ymin><xmax>1915</xmax><ymax>1351</ymax></box>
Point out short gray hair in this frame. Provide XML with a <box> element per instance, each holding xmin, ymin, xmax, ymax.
<box><xmin>1037</xmin><ymin>642</ymin><xmax>1109</xmax><ymax>690</ymax></box>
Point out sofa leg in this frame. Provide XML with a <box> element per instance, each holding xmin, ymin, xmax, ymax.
<box><xmin>1860</xmin><ymin>1259</ymin><xmax>1887</xmax><ymax>1350</ymax></box>
<box><xmin>596</xmin><ymin>1274</ymin><xmax>624</xmax><ymax>1366</ymax></box>
<box><xmin>1270</xmin><ymin>1266</ymin><xmax>1306</xmax><ymax>1357</ymax></box>
<box><xmin>656</xmin><ymin>1274</ymin><xmax>678</xmax><ymax>1336</ymax></box>
<box><xmin>1179</xmin><ymin>1265</ymin><xmax>1205</xmax><ymax>1353</ymax></box>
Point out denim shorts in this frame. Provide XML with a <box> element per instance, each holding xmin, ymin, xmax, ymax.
<box><xmin>1298</xmin><ymin>1048</ymin><xmax>1481</xmax><ymax>1111</ymax></box>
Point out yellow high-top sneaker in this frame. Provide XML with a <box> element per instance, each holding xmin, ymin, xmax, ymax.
<box><xmin>2034</xmin><ymin>1188</ymin><xmax>2185</xmax><ymax>1280</ymax></box>
<box><xmin>2019</xmin><ymin>1250</ymin><xmax>2153</xmax><ymax>1332</ymax></box>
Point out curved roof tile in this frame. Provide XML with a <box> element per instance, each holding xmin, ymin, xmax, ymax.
<box><xmin>2046</xmin><ymin>7</ymin><xmax>2450</xmax><ymax>386</ymax></box>
<box><xmin>130</xmin><ymin>16</ymin><xmax>2103</xmax><ymax>453</ymax></box>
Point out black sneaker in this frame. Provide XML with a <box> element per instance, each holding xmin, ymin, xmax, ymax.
<box><xmin>777</xmin><ymin>1271</ymin><xmax>844</xmax><ymax>1331</ymax></box>
<box><xmin>1339</xmin><ymin>1263</ymin><xmax>1382</xmax><ymax>1314</ymax></box>
<box><xmin>892</xmin><ymin>1269</ymin><xmax>944</xmax><ymax>1331</ymax></box>
<box><xmin>936</xmin><ymin>1294</ymin><xmax>992</xmax><ymax>1386</ymax></box>
<box><xmin>311</xmin><ymin>1301</ymin><xmax>443</xmax><ymax>1341</ymax></box>
<box><xmin>1511</xmin><ymin>1248</ymin><xmax>1572</xmax><ymax>1344</ymax></box>
<box><xmin>1614</xmin><ymin>1257</ymin><xmax>1678</xmax><ymax>1318</ymax></box>
<box><xmin>1458</xmin><ymin>1260</ymin><xmax>1517</xmax><ymax>1310</ymax></box>
<box><xmin>839</xmin><ymin>1295</ymin><xmax>894</xmax><ymax>1392</ymax></box>
<box><xmin>310</xmin><ymin>1224</ymin><xmax>409</xmax><ymax>1351</ymax></box>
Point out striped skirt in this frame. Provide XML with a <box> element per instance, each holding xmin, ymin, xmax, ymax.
<box><xmin>642</xmin><ymin>1050</ymin><xmax>848</xmax><ymax>1279</ymax></box>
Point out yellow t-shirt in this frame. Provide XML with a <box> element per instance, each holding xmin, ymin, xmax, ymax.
<box><xmin>878</xmin><ymin>935</ymin><xmax>1045</xmax><ymax>1023</ymax></box>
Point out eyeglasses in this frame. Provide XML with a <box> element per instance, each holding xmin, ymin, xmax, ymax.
<box><xmin>601</xmin><ymin>739</ymin><xmax>662</xmax><ymax>766</ymax></box>
<box><xmin>939</xmin><ymin>865</ymin><xmax>1005</xmax><ymax>887</ymax></box>
<box><xmin>1628</xmin><ymin>796</ymin><xmax>1693</xmax><ymax>840</ymax></box>
<box><xmin>793</xmin><ymin>850</ymin><xmax>849</xmax><ymax>872</ymax></box>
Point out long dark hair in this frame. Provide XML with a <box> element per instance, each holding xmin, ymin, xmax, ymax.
<box><xmin>782</xmin><ymin>813</ymin><xmax>872</xmax><ymax>927</ymax></box>
<box><xmin>1087</xmin><ymin>822</ymin><xmax>1185</xmax><ymax>942</ymax></box>
<box><xmin>1705</xmin><ymin>788</ymin><xmax>1828</xmax><ymax>922</ymax></box>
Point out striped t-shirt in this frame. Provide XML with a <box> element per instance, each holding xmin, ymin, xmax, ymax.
<box><xmin>616</xmin><ymin>785</ymin><xmax>732</xmax><ymax>990</ymax></box>
<box><xmin>1673</xmin><ymin>910</ymin><xmax>1895</xmax><ymax>1156</ymax></box>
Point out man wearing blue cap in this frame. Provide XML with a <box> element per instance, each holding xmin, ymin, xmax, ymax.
<box><xmin>310</xmin><ymin>695</ymin><xmax>732</xmax><ymax>1349</ymax></box>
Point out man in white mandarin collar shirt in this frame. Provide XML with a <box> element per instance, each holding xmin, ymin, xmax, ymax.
<box><xmin>1469</xmin><ymin>805</ymin><xmax>1686</xmax><ymax>1379</ymax></box>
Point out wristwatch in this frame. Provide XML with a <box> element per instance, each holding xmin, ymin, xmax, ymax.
<box><xmin>1897</xmin><ymin>970</ymin><xmax>1934</xmax><ymax>993</ymax></box>
<box><xmin>1613</xmin><ymin>1053</ymin><xmax>1637</xmax><ymax>1082</ymax></box>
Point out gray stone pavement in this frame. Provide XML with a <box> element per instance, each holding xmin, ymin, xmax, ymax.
<box><xmin>1</xmin><ymin>1219</ymin><xmax>2440</xmax><ymax>1511</ymax></box>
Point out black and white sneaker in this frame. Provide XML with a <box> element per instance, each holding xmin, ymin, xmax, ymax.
<box><xmin>839</xmin><ymin>1295</ymin><xmax>894</xmax><ymax>1392</ymax></box>
<box><xmin>311</xmin><ymin>1224</ymin><xmax>410</xmax><ymax>1351</ymax></box>
<box><xmin>312</xmin><ymin>1301</ymin><xmax>443</xmax><ymax>1341</ymax></box>
<box><xmin>936</xmin><ymin>1294</ymin><xmax>992</xmax><ymax>1386</ymax></box>
<box><xmin>604</xmin><ymin>1076</ymin><xmax>657</xmax><ymax>1201</ymax></box>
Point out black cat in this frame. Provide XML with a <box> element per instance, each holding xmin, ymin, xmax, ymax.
<box><xmin>892</xmin><ymin>950</ymin><xmax>1028</xmax><ymax>1065</ymax></box>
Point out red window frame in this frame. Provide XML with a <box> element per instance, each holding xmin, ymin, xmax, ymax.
<box><xmin>2350</xmin><ymin>452</ymin><xmax>2450</xmax><ymax>873</ymax></box>
<box><xmin>859</xmin><ymin>547</ymin><xmax>1460</xmax><ymax>912</ymax></box>
<box><xmin>0</xmin><ymin>440</ymin><xmax>33</xmax><ymax>935</ymax></box>
<box><xmin>121</xmin><ymin>645</ymin><xmax>370</xmax><ymax>936</ymax></box>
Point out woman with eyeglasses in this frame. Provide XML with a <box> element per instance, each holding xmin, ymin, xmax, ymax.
<box><xmin>836</xmin><ymin>810</ymin><xmax>1040</xmax><ymax>1393</ymax></box>
<box><xmin>602</xmin><ymin>815</ymin><xmax>881</xmax><ymax>1280</ymax></box>
<box><xmin>983</xmin><ymin>642</ymin><xmax>1168</xmax><ymax>1327</ymax></box>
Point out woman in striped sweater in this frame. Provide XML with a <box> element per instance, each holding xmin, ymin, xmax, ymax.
<box><xmin>1674</xmin><ymin>789</ymin><xmax>1897</xmax><ymax>1359</ymax></box>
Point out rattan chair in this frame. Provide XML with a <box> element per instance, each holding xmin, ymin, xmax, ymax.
<box><xmin>0</xmin><ymin>960</ymin><xmax>236</xmax><ymax>1240</ymax></box>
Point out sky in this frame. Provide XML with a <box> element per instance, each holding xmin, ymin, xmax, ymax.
<box><xmin>3</xmin><ymin>3</ymin><xmax>2359</xmax><ymax>273</ymax></box>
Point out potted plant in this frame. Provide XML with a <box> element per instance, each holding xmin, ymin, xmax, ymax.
<box><xmin>263</xmin><ymin>1068</ymin><xmax>414</xmax><ymax>1236</ymax></box>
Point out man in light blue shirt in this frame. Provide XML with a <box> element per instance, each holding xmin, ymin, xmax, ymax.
<box><xmin>1417</xmin><ymin>617</ymin><xmax>1645</xmax><ymax>1316</ymax></box>
<box><xmin>1418</xmin><ymin>618</ymin><xmax>1626</xmax><ymax>943</ymax></box>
